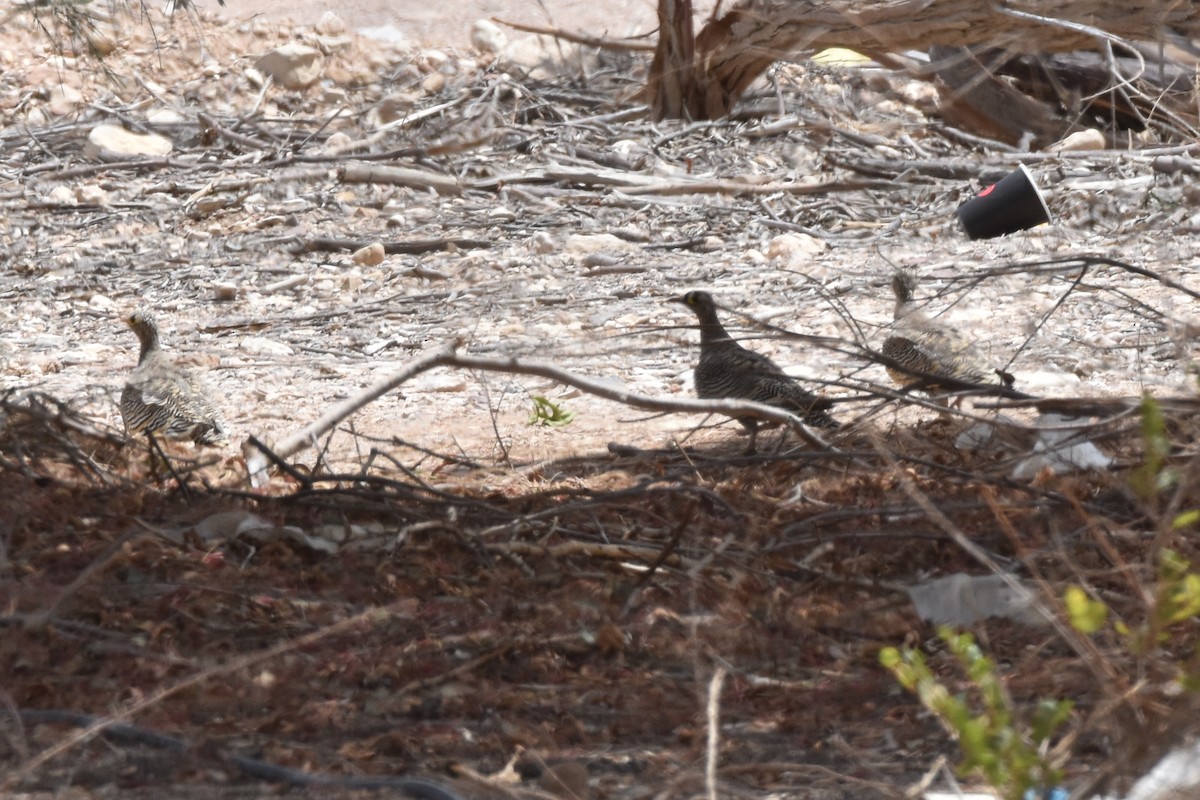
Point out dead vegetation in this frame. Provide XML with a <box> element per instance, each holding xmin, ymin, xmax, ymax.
<box><xmin>2</xmin><ymin>3</ymin><xmax>1200</xmax><ymax>799</ymax></box>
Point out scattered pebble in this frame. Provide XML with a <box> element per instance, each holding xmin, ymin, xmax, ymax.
<box><xmin>565</xmin><ymin>233</ymin><xmax>636</xmax><ymax>255</ymax></box>
<box><xmin>213</xmin><ymin>283</ymin><xmax>239</xmax><ymax>302</ymax></box>
<box><xmin>766</xmin><ymin>232</ymin><xmax>826</xmax><ymax>262</ymax></box>
<box><xmin>255</xmin><ymin>43</ymin><xmax>324</xmax><ymax>89</ymax></box>
<box><xmin>84</xmin><ymin>124</ymin><xmax>173</xmax><ymax>160</ymax></box>
<box><xmin>352</xmin><ymin>242</ymin><xmax>386</xmax><ymax>266</ymax></box>
<box><xmin>240</xmin><ymin>337</ymin><xmax>295</xmax><ymax>357</ymax></box>
<box><xmin>530</xmin><ymin>232</ymin><xmax>558</xmax><ymax>254</ymax></box>
<box><xmin>471</xmin><ymin>19</ymin><xmax>507</xmax><ymax>55</ymax></box>
<box><xmin>47</xmin><ymin>185</ymin><xmax>75</xmax><ymax>204</ymax></box>
<box><xmin>1047</xmin><ymin>128</ymin><xmax>1106</xmax><ymax>152</ymax></box>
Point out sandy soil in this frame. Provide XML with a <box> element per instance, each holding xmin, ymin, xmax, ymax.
<box><xmin>211</xmin><ymin>0</ymin><xmax>667</xmax><ymax>48</ymax></box>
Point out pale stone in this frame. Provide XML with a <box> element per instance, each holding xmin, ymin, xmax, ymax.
<box><xmin>47</xmin><ymin>185</ymin><xmax>75</xmax><ymax>204</ymax></box>
<box><xmin>766</xmin><ymin>232</ymin><xmax>826</xmax><ymax>262</ymax></box>
<box><xmin>146</xmin><ymin>108</ymin><xmax>185</xmax><ymax>126</ymax></box>
<box><xmin>530</xmin><ymin>231</ymin><xmax>557</xmax><ymax>254</ymax></box>
<box><xmin>255</xmin><ymin>43</ymin><xmax>324</xmax><ymax>90</ymax></box>
<box><xmin>564</xmin><ymin>233</ymin><xmax>636</xmax><ymax>255</ymax></box>
<box><xmin>240</xmin><ymin>337</ymin><xmax>294</xmax><ymax>357</ymax></box>
<box><xmin>471</xmin><ymin>19</ymin><xmax>507</xmax><ymax>55</ymax></box>
<box><xmin>84</xmin><ymin>124</ymin><xmax>173</xmax><ymax>161</ymax></box>
<box><xmin>213</xmin><ymin>283</ymin><xmax>239</xmax><ymax>301</ymax></box>
<box><xmin>421</xmin><ymin>72</ymin><xmax>445</xmax><ymax>94</ymax></box>
<box><xmin>374</xmin><ymin>91</ymin><xmax>418</xmax><ymax>124</ymax></box>
<box><xmin>76</xmin><ymin>184</ymin><xmax>110</xmax><ymax>205</ymax></box>
<box><xmin>1047</xmin><ymin>128</ymin><xmax>1106</xmax><ymax>152</ymax></box>
<box><xmin>315</xmin><ymin>11</ymin><xmax>346</xmax><ymax>35</ymax></box>
<box><xmin>421</xmin><ymin>49</ymin><xmax>449</xmax><ymax>68</ymax></box>
<box><xmin>47</xmin><ymin>83</ymin><xmax>82</xmax><ymax>116</ymax></box>
<box><xmin>321</xmin><ymin>131</ymin><xmax>353</xmax><ymax>153</ymax></box>
<box><xmin>352</xmin><ymin>242</ymin><xmax>386</xmax><ymax>266</ymax></box>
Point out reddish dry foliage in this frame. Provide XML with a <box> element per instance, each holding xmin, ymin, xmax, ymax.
<box><xmin>3</xmin><ymin>399</ymin><xmax>1200</xmax><ymax>799</ymax></box>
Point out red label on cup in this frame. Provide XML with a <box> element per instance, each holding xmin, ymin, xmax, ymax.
<box><xmin>978</xmin><ymin>183</ymin><xmax>997</xmax><ymax>197</ymax></box>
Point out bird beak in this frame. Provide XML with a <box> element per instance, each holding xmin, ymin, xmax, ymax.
<box><xmin>670</xmin><ymin>295</ymin><xmax>688</xmax><ymax>305</ymax></box>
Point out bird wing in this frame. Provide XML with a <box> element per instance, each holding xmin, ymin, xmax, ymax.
<box><xmin>126</xmin><ymin>355</ymin><xmax>227</xmax><ymax>438</ymax></box>
<box><xmin>883</xmin><ymin>328</ymin><xmax>995</xmax><ymax>386</ymax></box>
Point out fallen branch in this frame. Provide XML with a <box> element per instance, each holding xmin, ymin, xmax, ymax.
<box><xmin>242</xmin><ymin>340</ymin><xmax>846</xmax><ymax>487</ymax></box>
<box><xmin>286</xmin><ymin>236</ymin><xmax>491</xmax><ymax>255</ymax></box>
<box><xmin>492</xmin><ymin>16</ymin><xmax>656</xmax><ymax>52</ymax></box>
<box><xmin>339</xmin><ymin>162</ymin><xmax>462</xmax><ymax>195</ymax></box>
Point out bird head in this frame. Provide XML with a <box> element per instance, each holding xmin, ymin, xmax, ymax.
<box><xmin>673</xmin><ymin>290</ymin><xmax>714</xmax><ymax>309</ymax></box>
<box><xmin>891</xmin><ymin>271</ymin><xmax>918</xmax><ymax>304</ymax></box>
<box><xmin>125</xmin><ymin>310</ymin><xmax>161</xmax><ymax>356</ymax></box>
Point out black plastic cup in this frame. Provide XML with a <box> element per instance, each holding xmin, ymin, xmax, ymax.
<box><xmin>955</xmin><ymin>164</ymin><xmax>1052</xmax><ymax>239</ymax></box>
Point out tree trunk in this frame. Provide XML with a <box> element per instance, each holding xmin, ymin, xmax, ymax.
<box><xmin>649</xmin><ymin>0</ymin><xmax>1200</xmax><ymax>120</ymax></box>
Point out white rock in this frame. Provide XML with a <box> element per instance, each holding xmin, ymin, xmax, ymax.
<box><xmin>471</xmin><ymin>19</ymin><xmax>507</xmax><ymax>54</ymax></box>
<box><xmin>60</xmin><ymin>343</ymin><xmax>108</xmax><ymax>365</ymax></box>
<box><xmin>315</xmin><ymin>11</ymin><xmax>346</xmax><ymax>35</ymax></box>
<box><xmin>146</xmin><ymin>108</ymin><xmax>185</xmax><ymax>126</ymax></box>
<box><xmin>1047</xmin><ymin>128</ymin><xmax>1106</xmax><ymax>152</ymax></box>
<box><xmin>47</xmin><ymin>185</ymin><xmax>75</xmax><ymax>204</ymax></box>
<box><xmin>321</xmin><ymin>131</ymin><xmax>353</xmax><ymax>154</ymax></box>
<box><xmin>76</xmin><ymin>184</ymin><xmax>109</xmax><ymax>205</ymax></box>
<box><xmin>255</xmin><ymin>43</ymin><xmax>324</xmax><ymax>90</ymax></box>
<box><xmin>358</xmin><ymin>23</ymin><xmax>410</xmax><ymax>48</ymax></box>
<box><xmin>84</xmin><ymin>124</ymin><xmax>173</xmax><ymax>161</ymax></box>
<box><xmin>530</xmin><ymin>231</ymin><xmax>558</xmax><ymax>254</ymax></box>
<box><xmin>352</xmin><ymin>242</ymin><xmax>386</xmax><ymax>266</ymax></box>
<box><xmin>499</xmin><ymin>34</ymin><xmax>585</xmax><ymax>80</ymax></box>
<box><xmin>421</xmin><ymin>72</ymin><xmax>445</xmax><ymax>94</ymax></box>
<box><xmin>240</xmin><ymin>337</ymin><xmax>294</xmax><ymax>357</ymax></box>
<box><xmin>213</xmin><ymin>283</ymin><xmax>238</xmax><ymax>301</ymax></box>
<box><xmin>48</xmin><ymin>84</ymin><xmax>82</xmax><ymax>116</ymax></box>
<box><xmin>374</xmin><ymin>91</ymin><xmax>418</xmax><ymax>125</ymax></box>
<box><xmin>766</xmin><ymin>232</ymin><xmax>826</xmax><ymax>262</ymax></box>
<box><xmin>422</xmin><ymin>49</ymin><xmax>449</xmax><ymax>68</ymax></box>
<box><xmin>564</xmin><ymin>233</ymin><xmax>636</xmax><ymax>255</ymax></box>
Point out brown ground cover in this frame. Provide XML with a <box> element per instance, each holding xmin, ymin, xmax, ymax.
<box><xmin>2</xmin><ymin>6</ymin><xmax>1200</xmax><ymax>799</ymax></box>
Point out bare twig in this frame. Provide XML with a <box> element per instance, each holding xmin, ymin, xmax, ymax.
<box><xmin>243</xmin><ymin>341</ymin><xmax>850</xmax><ymax>487</ymax></box>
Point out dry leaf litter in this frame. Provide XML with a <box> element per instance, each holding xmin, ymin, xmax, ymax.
<box><xmin>1</xmin><ymin>6</ymin><xmax>1200</xmax><ymax>800</ymax></box>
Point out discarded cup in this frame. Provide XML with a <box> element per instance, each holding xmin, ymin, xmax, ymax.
<box><xmin>955</xmin><ymin>164</ymin><xmax>1051</xmax><ymax>239</ymax></box>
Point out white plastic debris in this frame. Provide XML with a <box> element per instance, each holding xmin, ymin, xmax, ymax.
<box><xmin>1116</xmin><ymin>740</ymin><xmax>1200</xmax><ymax>800</ymax></box>
<box><xmin>905</xmin><ymin>573</ymin><xmax>1050</xmax><ymax>628</ymax></box>
<box><xmin>1013</xmin><ymin>413</ymin><xmax>1112</xmax><ymax>479</ymax></box>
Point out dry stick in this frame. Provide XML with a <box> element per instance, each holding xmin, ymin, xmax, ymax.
<box><xmin>705</xmin><ymin>666</ymin><xmax>726</xmax><ymax>800</ymax></box>
<box><xmin>243</xmin><ymin>340</ymin><xmax>850</xmax><ymax>486</ymax></box>
<box><xmin>339</xmin><ymin>162</ymin><xmax>462</xmax><ymax>195</ymax></box>
<box><xmin>492</xmin><ymin>16</ymin><xmax>656</xmax><ymax>51</ymax></box>
<box><xmin>1</xmin><ymin>602</ymin><xmax>405</xmax><ymax>790</ymax></box>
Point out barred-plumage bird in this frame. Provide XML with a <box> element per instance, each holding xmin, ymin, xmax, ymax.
<box><xmin>120</xmin><ymin>310</ymin><xmax>228</xmax><ymax>445</ymax></box>
<box><xmin>674</xmin><ymin>291</ymin><xmax>838</xmax><ymax>453</ymax></box>
<box><xmin>882</xmin><ymin>271</ymin><xmax>1014</xmax><ymax>396</ymax></box>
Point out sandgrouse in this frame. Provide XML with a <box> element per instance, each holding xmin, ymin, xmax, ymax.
<box><xmin>120</xmin><ymin>310</ymin><xmax>228</xmax><ymax>446</ymax></box>
<box><xmin>882</xmin><ymin>271</ymin><xmax>1014</xmax><ymax>397</ymax></box>
<box><xmin>674</xmin><ymin>290</ymin><xmax>837</xmax><ymax>453</ymax></box>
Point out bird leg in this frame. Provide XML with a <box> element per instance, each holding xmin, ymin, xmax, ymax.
<box><xmin>142</xmin><ymin>433</ymin><xmax>193</xmax><ymax>497</ymax></box>
<box><xmin>741</xmin><ymin>419</ymin><xmax>759</xmax><ymax>455</ymax></box>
